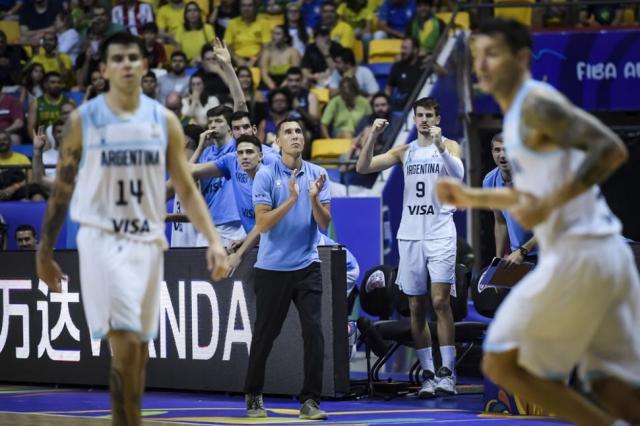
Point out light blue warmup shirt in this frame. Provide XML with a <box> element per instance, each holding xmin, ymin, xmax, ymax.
<box><xmin>198</xmin><ymin>140</ymin><xmax>239</xmax><ymax>226</ymax></box>
<box><xmin>483</xmin><ymin>167</ymin><xmax>537</xmax><ymax>255</ymax></box>
<box><xmin>214</xmin><ymin>149</ymin><xmax>280</xmax><ymax>232</ymax></box>
<box><xmin>253</xmin><ymin>158</ymin><xmax>331</xmax><ymax>271</ymax></box>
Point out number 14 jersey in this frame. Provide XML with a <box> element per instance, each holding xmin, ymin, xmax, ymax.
<box><xmin>70</xmin><ymin>94</ymin><xmax>169</xmax><ymax>248</ymax></box>
<box><xmin>396</xmin><ymin>139</ymin><xmax>459</xmax><ymax>241</ymax></box>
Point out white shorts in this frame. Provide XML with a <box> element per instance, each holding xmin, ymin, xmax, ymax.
<box><xmin>484</xmin><ymin>235</ymin><xmax>640</xmax><ymax>389</ymax></box>
<box><xmin>77</xmin><ymin>226</ymin><xmax>164</xmax><ymax>341</ymax></box>
<box><xmin>396</xmin><ymin>237</ymin><xmax>456</xmax><ymax>296</ymax></box>
<box><xmin>195</xmin><ymin>221</ymin><xmax>246</xmax><ymax>248</ymax></box>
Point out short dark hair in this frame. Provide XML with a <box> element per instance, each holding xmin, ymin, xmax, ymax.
<box><xmin>170</xmin><ymin>50</ymin><xmax>188</xmax><ymax>62</ymax></box>
<box><xmin>99</xmin><ymin>31</ymin><xmax>145</xmax><ymax>63</ymax></box>
<box><xmin>201</xmin><ymin>44</ymin><xmax>213</xmax><ymax>58</ymax></box>
<box><xmin>206</xmin><ymin>105</ymin><xmax>233</xmax><ymax>125</ymax></box>
<box><xmin>371</xmin><ymin>91</ymin><xmax>390</xmax><ymax>106</ymax></box>
<box><xmin>231</xmin><ymin>110</ymin><xmax>252</xmax><ymax>124</ymax></box>
<box><xmin>15</xmin><ymin>224</ymin><xmax>36</xmax><ymax>238</ymax></box>
<box><xmin>235</xmin><ymin>134</ymin><xmax>262</xmax><ymax>152</ymax></box>
<box><xmin>476</xmin><ymin>18</ymin><xmax>533</xmax><ymax>54</ymax></box>
<box><xmin>404</xmin><ymin>36</ymin><xmax>419</xmax><ymax>50</ymax></box>
<box><xmin>413</xmin><ymin>96</ymin><xmax>440</xmax><ymax>116</ymax></box>
<box><xmin>141</xmin><ymin>22</ymin><xmax>159</xmax><ymax>33</ymax></box>
<box><xmin>142</xmin><ymin>70</ymin><xmax>157</xmax><ymax>81</ymax></box>
<box><xmin>268</xmin><ymin>87</ymin><xmax>292</xmax><ymax>109</ymax></box>
<box><xmin>333</xmin><ymin>47</ymin><xmax>355</xmax><ymax>65</ymax></box>
<box><xmin>52</xmin><ymin>119</ymin><xmax>65</xmax><ymax>130</ymax></box>
<box><xmin>286</xmin><ymin>66</ymin><xmax>303</xmax><ymax>77</ymax></box>
<box><xmin>491</xmin><ymin>132</ymin><xmax>504</xmax><ymax>146</ymax></box>
<box><xmin>276</xmin><ymin>118</ymin><xmax>304</xmax><ymax>136</ymax></box>
<box><xmin>183</xmin><ymin>124</ymin><xmax>204</xmax><ymax>150</ymax></box>
<box><xmin>313</xmin><ymin>25</ymin><xmax>331</xmax><ymax>38</ymax></box>
<box><xmin>43</xmin><ymin>71</ymin><xmax>62</xmax><ymax>83</ymax></box>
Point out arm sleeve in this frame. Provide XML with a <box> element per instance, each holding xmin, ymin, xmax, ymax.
<box><xmin>214</xmin><ymin>153</ymin><xmax>233</xmax><ymax>180</ymax></box>
<box><xmin>440</xmin><ymin>150</ymin><xmax>464</xmax><ymax>179</ymax></box>
<box><xmin>252</xmin><ymin>168</ymin><xmax>273</xmax><ymax>207</ymax></box>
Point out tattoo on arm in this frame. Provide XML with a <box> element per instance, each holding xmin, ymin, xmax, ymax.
<box><xmin>40</xmin><ymin>120</ymin><xmax>82</xmax><ymax>251</ymax></box>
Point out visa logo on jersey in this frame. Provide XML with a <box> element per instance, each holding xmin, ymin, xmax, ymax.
<box><xmin>407</xmin><ymin>205</ymin><xmax>435</xmax><ymax>215</ymax></box>
<box><xmin>112</xmin><ymin>218</ymin><xmax>151</xmax><ymax>234</ymax></box>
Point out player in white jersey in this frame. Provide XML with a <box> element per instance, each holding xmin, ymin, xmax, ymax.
<box><xmin>357</xmin><ymin>97</ymin><xmax>465</xmax><ymax>397</ymax></box>
<box><xmin>437</xmin><ymin>18</ymin><xmax>640</xmax><ymax>426</ymax></box>
<box><xmin>36</xmin><ymin>32</ymin><xmax>229</xmax><ymax>426</ymax></box>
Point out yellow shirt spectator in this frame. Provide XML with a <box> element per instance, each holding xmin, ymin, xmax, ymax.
<box><xmin>157</xmin><ymin>3</ymin><xmax>186</xmax><ymax>35</ymax></box>
<box><xmin>494</xmin><ymin>0</ymin><xmax>535</xmax><ymax>26</ymax></box>
<box><xmin>175</xmin><ymin>24</ymin><xmax>216</xmax><ymax>61</ymax></box>
<box><xmin>337</xmin><ymin>2</ymin><xmax>376</xmax><ymax>30</ymax></box>
<box><xmin>224</xmin><ymin>16</ymin><xmax>271</xmax><ymax>60</ymax></box>
<box><xmin>29</xmin><ymin>52</ymin><xmax>72</xmax><ymax>75</ymax></box>
<box><xmin>0</xmin><ymin>152</ymin><xmax>30</xmax><ymax>166</ymax></box>
<box><xmin>330</xmin><ymin>21</ymin><xmax>355</xmax><ymax>49</ymax></box>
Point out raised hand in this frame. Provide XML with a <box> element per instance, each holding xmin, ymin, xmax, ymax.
<box><xmin>288</xmin><ymin>168</ymin><xmax>300</xmax><ymax>199</ymax></box>
<box><xmin>33</xmin><ymin>125</ymin><xmax>47</xmax><ymax>152</ymax></box>
<box><xmin>309</xmin><ymin>173</ymin><xmax>326</xmax><ymax>198</ymax></box>
<box><xmin>429</xmin><ymin>126</ymin><xmax>444</xmax><ymax>150</ymax></box>
<box><xmin>371</xmin><ymin>118</ymin><xmax>389</xmax><ymax>135</ymax></box>
<box><xmin>211</xmin><ymin>37</ymin><xmax>232</xmax><ymax>65</ymax></box>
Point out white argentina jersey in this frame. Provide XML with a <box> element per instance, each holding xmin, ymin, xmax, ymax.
<box><xmin>503</xmin><ymin>79</ymin><xmax>621</xmax><ymax>250</ymax></box>
<box><xmin>397</xmin><ymin>140</ymin><xmax>457</xmax><ymax>240</ymax></box>
<box><xmin>70</xmin><ymin>94</ymin><xmax>169</xmax><ymax>248</ymax></box>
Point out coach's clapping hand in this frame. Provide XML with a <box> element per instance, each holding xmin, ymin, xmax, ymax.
<box><xmin>289</xmin><ymin>168</ymin><xmax>300</xmax><ymax>199</ymax></box>
<box><xmin>309</xmin><ymin>173</ymin><xmax>326</xmax><ymax>199</ymax></box>
<box><xmin>207</xmin><ymin>243</ymin><xmax>229</xmax><ymax>282</ymax></box>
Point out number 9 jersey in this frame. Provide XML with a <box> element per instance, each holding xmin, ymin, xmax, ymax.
<box><xmin>396</xmin><ymin>139</ymin><xmax>459</xmax><ymax>241</ymax></box>
<box><xmin>70</xmin><ymin>94</ymin><xmax>169</xmax><ymax>249</ymax></box>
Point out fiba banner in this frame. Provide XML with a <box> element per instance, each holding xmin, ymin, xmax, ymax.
<box><xmin>474</xmin><ymin>29</ymin><xmax>640</xmax><ymax>112</ymax></box>
<box><xmin>0</xmin><ymin>248</ymin><xmax>349</xmax><ymax>397</ymax></box>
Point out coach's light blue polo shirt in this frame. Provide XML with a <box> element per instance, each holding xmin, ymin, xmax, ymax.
<box><xmin>253</xmin><ymin>158</ymin><xmax>331</xmax><ymax>271</ymax></box>
<box><xmin>483</xmin><ymin>167</ymin><xmax>537</xmax><ymax>255</ymax></box>
<box><xmin>214</xmin><ymin>150</ymin><xmax>279</xmax><ymax>232</ymax></box>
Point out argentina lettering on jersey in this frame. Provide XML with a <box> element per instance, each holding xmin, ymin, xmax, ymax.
<box><xmin>502</xmin><ymin>79</ymin><xmax>621</xmax><ymax>248</ymax></box>
<box><xmin>70</xmin><ymin>94</ymin><xmax>169</xmax><ymax>247</ymax></box>
<box><xmin>396</xmin><ymin>140</ymin><xmax>458</xmax><ymax>241</ymax></box>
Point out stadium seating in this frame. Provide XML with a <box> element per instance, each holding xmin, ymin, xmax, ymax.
<box><xmin>436</xmin><ymin>11</ymin><xmax>471</xmax><ymax>31</ymax></box>
<box><xmin>311</xmin><ymin>138</ymin><xmax>352</xmax><ymax>168</ymax></box>
<box><xmin>368</xmin><ymin>39</ymin><xmax>401</xmax><ymax>64</ymax></box>
<box><xmin>0</xmin><ymin>20</ymin><xmax>20</xmax><ymax>44</ymax></box>
<box><xmin>353</xmin><ymin>39</ymin><xmax>364</xmax><ymax>63</ymax></box>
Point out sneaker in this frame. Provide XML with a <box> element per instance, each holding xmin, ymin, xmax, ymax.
<box><xmin>418</xmin><ymin>370</ymin><xmax>437</xmax><ymax>399</ymax></box>
<box><xmin>299</xmin><ymin>399</ymin><xmax>328</xmax><ymax>420</ymax></box>
<box><xmin>245</xmin><ymin>393</ymin><xmax>267</xmax><ymax>418</ymax></box>
<box><xmin>435</xmin><ymin>366</ymin><xmax>457</xmax><ymax>396</ymax></box>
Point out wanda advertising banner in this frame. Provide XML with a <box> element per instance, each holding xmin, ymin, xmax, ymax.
<box><xmin>0</xmin><ymin>248</ymin><xmax>349</xmax><ymax>397</ymax></box>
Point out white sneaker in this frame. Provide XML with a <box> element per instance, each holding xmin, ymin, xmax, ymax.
<box><xmin>435</xmin><ymin>366</ymin><xmax>457</xmax><ymax>396</ymax></box>
<box><xmin>418</xmin><ymin>370</ymin><xmax>437</xmax><ymax>399</ymax></box>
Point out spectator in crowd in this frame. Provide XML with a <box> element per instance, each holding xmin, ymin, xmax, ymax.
<box><xmin>157</xmin><ymin>0</ymin><xmax>186</xmax><ymax>39</ymax></box>
<box><xmin>32</xmin><ymin>121</ymin><xmax>64</xmax><ymax>192</ymax></box>
<box><xmin>579</xmin><ymin>2</ymin><xmax>623</xmax><ymax>27</ymax></box>
<box><xmin>342</xmin><ymin>92</ymin><xmax>399</xmax><ymax>188</ymax></box>
<box><xmin>337</xmin><ymin>0</ymin><xmax>376</xmax><ymax>42</ymax></box>
<box><xmin>53</xmin><ymin>13</ymin><xmax>80</xmax><ymax>65</ymax></box>
<box><xmin>236</xmin><ymin>65</ymin><xmax>268</xmax><ymax>125</ymax></box>
<box><xmin>19</xmin><ymin>0</ymin><xmax>64</xmax><ymax>45</ymax></box>
<box><xmin>141</xmin><ymin>70</ymin><xmax>158</xmax><ymax>99</ymax></box>
<box><xmin>194</xmin><ymin>44</ymin><xmax>231</xmax><ymax>99</ymax></box>
<box><xmin>319</xmin><ymin>1</ymin><xmax>354</xmax><ymax>49</ymax></box>
<box><xmin>19</xmin><ymin>63</ymin><xmax>44</xmax><ymax>109</ymax></box>
<box><xmin>377</xmin><ymin>0</ymin><xmax>416</xmax><ymax>39</ymax></box>
<box><xmin>212</xmin><ymin>0</ymin><xmax>239</xmax><ymax>37</ymax></box>
<box><xmin>0</xmin><ymin>31</ymin><xmax>27</xmax><ymax>87</ymax></box>
<box><xmin>175</xmin><ymin>1</ymin><xmax>216</xmax><ymax>65</ymax></box>
<box><xmin>111</xmin><ymin>0</ymin><xmax>155</xmax><ymax>36</ymax></box>
<box><xmin>0</xmin><ymin>130</ymin><xmax>43</xmax><ymax>201</ymax></box>
<box><xmin>71</xmin><ymin>0</ymin><xmax>99</xmax><ymax>34</ymax></box>
<box><xmin>321</xmin><ymin>76</ymin><xmax>371</xmax><ymax>138</ymax></box>
<box><xmin>80</xmin><ymin>5</ymin><xmax>125</xmax><ymax>42</ymax></box>
<box><xmin>166</xmin><ymin>91</ymin><xmax>193</xmax><ymax>126</ymax></box>
<box><xmin>386</xmin><ymin>36</ymin><xmax>424</xmax><ymax>110</ymax></box>
<box><xmin>158</xmin><ymin>51</ymin><xmax>190</xmax><ymax>103</ymax></box>
<box><xmin>75</xmin><ymin>26</ymin><xmax>105</xmax><ymax>89</ymax></box>
<box><xmin>0</xmin><ymin>82</ymin><xmax>24</xmax><ymax>145</ymax></box>
<box><xmin>29</xmin><ymin>31</ymin><xmax>73</xmax><ymax>87</ymax></box>
<box><xmin>540</xmin><ymin>1</ymin><xmax>572</xmax><ymax>28</ymax></box>
<box><xmin>261</xmin><ymin>0</ymin><xmax>285</xmax><ymax>32</ymax></box>
<box><xmin>408</xmin><ymin>0</ymin><xmax>444</xmax><ymax>56</ymax></box>
<box><xmin>284</xmin><ymin>2</ymin><xmax>311</xmax><ymax>56</ymax></box>
<box><xmin>182</xmin><ymin>74</ymin><xmax>220</xmax><ymax>126</ymax></box>
<box><xmin>327</xmin><ymin>47</ymin><xmax>379</xmax><ymax>97</ymax></box>
<box><xmin>45</xmin><ymin>101</ymin><xmax>74</xmax><ymax>151</ymax></box>
<box><xmin>82</xmin><ymin>70</ymin><xmax>108</xmax><ymax>103</ymax></box>
<box><xmin>282</xmin><ymin>67</ymin><xmax>320</xmax><ymax>136</ymax></box>
<box><xmin>27</xmin><ymin>72</ymin><xmax>73</xmax><ymax>141</ymax></box>
<box><xmin>141</xmin><ymin>22</ymin><xmax>167</xmax><ymax>69</ymax></box>
<box><xmin>258</xmin><ymin>87</ymin><xmax>296</xmax><ymax>146</ymax></box>
<box><xmin>302</xmin><ymin>0</ymin><xmax>324</xmax><ymax>30</ymax></box>
<box><xmin>224</xmin><ymin>0</ymin><xmax>270</xmax><ymax>67</ymax></box>
<box><xmin>260</xmin><ymin>25</ymin><xmax>301</xmax><ymax>90</ymax></box>
<box><xmin>15</xmin><ymin>224</ymin><xmax>37</xmax><ymax>250</ymax></box>
<box><xmin>301</xmin><ymin>25</ymin><xmax>342</xmax><ymax>87</ymax></box>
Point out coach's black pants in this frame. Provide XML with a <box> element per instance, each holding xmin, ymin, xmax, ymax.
<box><xmin>244</xmin><ymin>262</ymin><xmax>324</xmax><ymax>403</ymax></box>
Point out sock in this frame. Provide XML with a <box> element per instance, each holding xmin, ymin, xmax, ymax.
<box><xmin>416</xmin><ymin>347</ymin><xmax>434</xmax><ymax>373</ymax></box>
<box><xmin>440</xmin><ymin>345</ymin><xmax>456</xmax><ymax>372</ymax></box>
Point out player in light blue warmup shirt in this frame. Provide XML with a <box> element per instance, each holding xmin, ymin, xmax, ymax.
<box><xmin>483</xmin><ymin>132</ymin><xmax>537</xmax><ymax>263</ymax></box>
